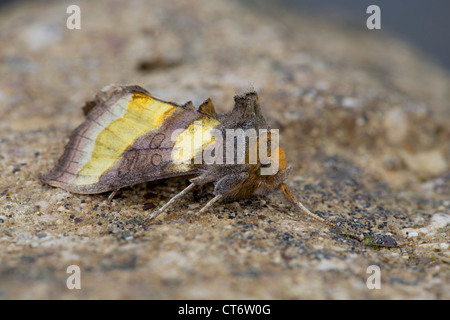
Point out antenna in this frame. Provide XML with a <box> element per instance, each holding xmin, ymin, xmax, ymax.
<box><xmin>280</xmin><ymin>182</ymin><xmax>334</xmax><ymax>227</ymax></box>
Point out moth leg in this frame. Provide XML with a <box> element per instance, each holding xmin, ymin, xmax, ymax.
<box><xmin>280</xmin><ymin>182</ymin><xmax>334</xmax><ymax>227</ymax></box>
<box><xmin>197</xmin><ymin>172</ymin><xmax>249</xmax><ymax>215</ymax></box>
<box><xmin>149</xmin><ymin>183</ymin><xmax>196</xmax><ymax>220</ymax></box>
<box><xmin>197</xmin><ymin>194</ymin><xmax>224</xmax><ymax>216</ymax></box>
<box><xmin>214</xmin><ymin>172</ymin><xmax>249</xmax><ymax>195</ymax></box>
<box><xmin>107</xmin><ymin>189</ymin><xmax>120</xmax><ymax>207</ymax></box>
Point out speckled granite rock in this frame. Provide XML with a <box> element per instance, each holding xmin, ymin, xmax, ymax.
<box><xmin>0</xmin><ymin>0</ymin><xmax>449</xmax><ymax>299</ymax></box>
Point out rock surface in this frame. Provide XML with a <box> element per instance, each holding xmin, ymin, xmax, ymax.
<box><xmin>0</xmin><ymin>0</ymin><xmax>449</xmax><ymax>299</ymax></box>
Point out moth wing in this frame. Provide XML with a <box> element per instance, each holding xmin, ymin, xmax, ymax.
<box><xmin>198</xmin><ymin>98</ymin><xmax>217</xmax><ymax>117</ymax></box>
<box><xmin>41</xmin><ymin>85</ymin><xmax>202</xmax><ymax>194</ymax></box>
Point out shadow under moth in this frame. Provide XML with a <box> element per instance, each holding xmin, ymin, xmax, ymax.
<box><xmin>41</xmin><ymin>85</ymin><xmax>331</xmax><ymax>226</ymax></box>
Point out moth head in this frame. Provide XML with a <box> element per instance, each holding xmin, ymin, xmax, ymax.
<box><xmin>257</xmin><ymin>146</ymin><xmax>286</xmax><ymax>176</ymax></box>
<box><xmin>246</xmin><ymin>130</ymin><xmax>285</xmax><ymax>176</ymax></box>
<box><xmin>247</xmin><ymin>129</ymin><xmax>290</xmax><ymax>196</ymax></box>
<box><xmin>250</xmin><ymin>152</ymin><xmax>290</xmax><ymax>197</ymax></box>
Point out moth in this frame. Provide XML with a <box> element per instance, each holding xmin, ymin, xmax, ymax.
<box><xmin>41</xmin><ymin>85</ymin><xmax>329</xmax><ymax>225</ymax></box>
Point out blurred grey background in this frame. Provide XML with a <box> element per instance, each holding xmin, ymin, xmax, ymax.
<box><xmin>274</xmin><ymin>0</ymin><xmax>450</xmax><ymax>71</ymax></box>
<box><xmin>1</xmin><ymin>0</ymin><xmax>449</xmax><ymax>71</ymax></box>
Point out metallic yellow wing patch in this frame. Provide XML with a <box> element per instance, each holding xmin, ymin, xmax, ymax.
<box><xmin>41</xmin><ymin>85</ymin><xmax>213</xmax><ymax>194</ymax></box>
<box><xmin>75</xmin><ymin>93</ymin><xmax>178</xmax><ymax>185</ymax></box>
<box><xmin>171</xmin><ymin>116</ymin><xmax>220</xmax><ymax>166</ymax></box>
